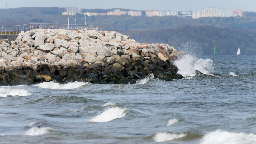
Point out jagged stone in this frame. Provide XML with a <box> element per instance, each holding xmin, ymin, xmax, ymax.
<box><xmin>54</xmin><ymin>39</ymin><xmax>70</xmax><ymax>48</ymax></box>
<box><xmin>39</xmin><ymin>43</ymin><xmax>54</xmax><ymax>52</ymax></box>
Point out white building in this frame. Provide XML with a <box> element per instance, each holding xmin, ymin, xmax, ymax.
<box><xmin>192</xmin><ymin>8</ymin><xmax>234</xmax><ymax>19</ymax></box>
<box><xmin>62</xmin><ymin>7</ymin><xmax>82</xmax><ymax>15</ymax></box>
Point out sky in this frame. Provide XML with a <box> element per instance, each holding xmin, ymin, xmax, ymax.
<box><xmin>1</xmin><ymin>0</ymin><xmax>255</xmax><ymax>11</ymax></box>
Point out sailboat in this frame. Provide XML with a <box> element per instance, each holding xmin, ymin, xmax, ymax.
<box><xmin>237</xmin><ymin>48</ymin><xmax>241</xmax><ymax>55</ymax></box>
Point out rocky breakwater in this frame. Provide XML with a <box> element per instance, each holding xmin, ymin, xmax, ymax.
<box><xmin>0</xmin><ymin>29</ymin><xmax>184</xmax><ymax>85</ymax></box>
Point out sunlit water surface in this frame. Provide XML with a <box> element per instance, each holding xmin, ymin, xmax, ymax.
<box><xmin>1</xmin><ymin>55</ymin><xmax>256</xmax><ymax>144</ymax></box>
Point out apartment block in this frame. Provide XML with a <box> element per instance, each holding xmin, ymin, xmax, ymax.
<box><xmin>62</xmin><ymin>7</ymin><xmax>82</xmax><ymax>15</ymax></box>
<box><xmin>192</xmin><ymin>8</ymin><xmax>234</xmax><ymax>19</ymax></box>
<box><xmin>233</xmin><ymin>10</ymin><xmax>243</xmax><ymax>17</ymax></box>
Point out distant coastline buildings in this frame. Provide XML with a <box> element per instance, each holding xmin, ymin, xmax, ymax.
<box><xmin>192</xmin><ymin>8</ymin><xmax>243</xmax><ymax>19</ymax></box>
<box><xmin>62</xmin><ymin>7</ymin><xmax>243</xmax><ymax>19</ymax></box>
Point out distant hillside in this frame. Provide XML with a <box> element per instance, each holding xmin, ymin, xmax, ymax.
<box><xmin>1</xmin><ymin>7</ymin><xmax>256</xmax><ymax>31</ymax></box>
<box><xmin>121</xmin><ymin>26</ymin><xmax>256</xmax><ymax>55</ymax></box>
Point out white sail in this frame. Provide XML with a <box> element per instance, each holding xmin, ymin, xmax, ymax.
<box><xmin>237</xmin><ymin>48</ymin><xmax>241</xmax><ymax>55</ymax></box>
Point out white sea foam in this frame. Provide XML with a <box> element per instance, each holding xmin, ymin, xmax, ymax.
<box><xmin>167</xmin><ymin>118</ymin><xmax>179</xmax><ymax>126</ymax></box>
<box><xmin>153</xmin><ymin>132</ymin><xmax>186</xmax><ymax>142</ymax></box>
<box><xmin>229</xmin><ymin>72</ymin><xmax>238</xmax><ymax>77</ymax></box>
<box><xmin>200</xmin><ymin>130</ymin><xmax>256</xmax><ymax>144</ymax></box>
<box><xmin>34</xmin><ymin>81</ymin><xmax>89</xmax><ymax>89</ymax></box>
<box><xmin>136</xmin><ymin>73</ymin><xmax>154</xmax><ymax>84</ymax></box>
<box><xmin>89</xmin><ymin>107</ymin><xmax>127</xmax><ymax>122</ymax></box>
<box><xmin>24</xmin><ymin>127</ymin><xmax>52</xmax><ymax>136</ymax></box>
<box><xmin>0</xmin><ymin>88</ymin><xmax>31</xmax><ymax>97</ymax></box>
<box><xmin>174</xmin><ymin>55</ymin><xmax>214</xmax><ymax>77</ymax></box>
<box><xmin>103</xmin><ymin>102</ymin><xmax>117</xmax><ymax>107</ymax></box>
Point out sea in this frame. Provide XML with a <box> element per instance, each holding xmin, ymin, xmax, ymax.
<box><xmin>1</xmin><ymin>55</ymin><xmax>256</xmax><ymax>144</ymax></box>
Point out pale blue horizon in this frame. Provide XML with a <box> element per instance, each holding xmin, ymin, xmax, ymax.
<box><xmin>1</xmin><ymin>0</ymin><xmax>255</xmax><ymax>11</ymax></box>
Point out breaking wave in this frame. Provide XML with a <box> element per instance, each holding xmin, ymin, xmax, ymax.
<box><xmin>167</xmin><ymin>118</ymin><xmax>179</xmax><ymax>126</ymax></box>
<box><xmin>24</xmin><ymin>127</ymin><xmax>52</xmax><ymax>136</ymax></box>
<box><xmin>89</xmin><ymin>107</ymin><xmax>127</xmax><ymax>122</ymax></box>
<box><xmin>0</xmin><ymin>88</ymin><xmax>31</xmax><ymax>97</ymax></box>
<box><xmin>200</xmin><ymin>130</ymin><xmax>256</xmax><ymax>144</ymax></box>
<box><xmin>229</xmin><ymin>72</ymin><xmax>238</xmax><ymax>77</ymax></box>
<box><xmin>174</xmin><ymin>55</ymin><xmax>214</xmax><ymax>77</ymax></box>
<box><xmin>153</xmin><ymin>132</ymin><xmax>186</xmax><ymax>142</ymax></box>
<box><xmin>103</xmin><ymin>102</ymin><xmax>117</xmax><ymax>107</ymax></box>
<box><xmin>136</xmin><ymin>73</ymin><xmax>154</xmax><ymax>84</ymax></box>
<box><xmin>34</xmin><ymin>81</ymin><xmax>89</xmax><ymax>89</ymax></box>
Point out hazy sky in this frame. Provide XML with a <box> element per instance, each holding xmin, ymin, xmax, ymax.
<box><xmin>1</xmin><ymin>0</ymin><xmax>255</xmax><ymax>11</ymax></box>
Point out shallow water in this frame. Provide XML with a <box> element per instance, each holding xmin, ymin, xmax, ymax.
<box><xmin>1</xmin><ymin>55</ymin><xmax>256</xmax><ymax>143</ymax></box>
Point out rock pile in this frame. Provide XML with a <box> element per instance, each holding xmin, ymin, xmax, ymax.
<box><xmin>0</xmin><ymin>29</ymin><xmax>184</xmax><ymax>84</ymax></box>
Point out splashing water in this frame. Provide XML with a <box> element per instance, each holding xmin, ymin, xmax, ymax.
<box><xmin>89</xmin><ymin>107</ymin><xmax>127</xmax><ymax>123</ymax></box>
<box><xmin>24</xmin><ymin>127</ymin><xmax>52</xmax><ymax>136</ymax></box>
<box><xmin>167</xmin><ymin>118</ymin><xmax>179</xmax><ymax>126</ymax></box>
<box><xmin>34</xmin><ymin>81</ymin><xmax>89</xmax><ymax>89</ymax></box>
<box><xmin>0</xmin><ymin>88</ymin><xmax>31</xmax><ymax>97</ymax></box>
<box><xmin>174</xmin><ymin>55</ymin><xmax>214</xmax><ymax>77</ymax></box>
<box><xmin>153</xmin><ymin>132</ymin><xmax>187</xmax><ymax>142</ymax></box>
<box><xmin>103</xmin><ymin>102</ymin><xmax>117</xmax><ymax>107</ymax></box>
<box><xmin>200</xmin><ymin>130</ymin><xmax>256</xmax><ymax>144</ymax></box>
<box><xmin>229</xmin><ymin>72</ymin><xmax>238</xmax><ymax>77</ymax></box>
<box><xmin>136</xmin><ymin>73</ymin><xmax>154</xmax><ymax>85</ymax></box>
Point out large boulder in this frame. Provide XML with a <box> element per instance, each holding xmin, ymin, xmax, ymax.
<box><xmin>54</xmin><ymin>39</ymin><xmax>70</xmax><ymax>48</ymax></box>
<box><xmin>39</xmin><ymin>43</ymin><xmax>54</xmax><ymax>52</ymax></box>
<box><xmin>35</xmin><ymin>34</ymin><xmax>45</xmax><ymax>47</ymax></box>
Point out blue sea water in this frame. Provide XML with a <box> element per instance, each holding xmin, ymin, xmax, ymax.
<box><xmin>1</xmin><ymin>55</ymin><xmax>256</xmax><ymax>144</ymax></box>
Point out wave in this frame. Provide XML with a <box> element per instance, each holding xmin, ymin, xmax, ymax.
<box><xmin>34</xmin><ymin>81</ymin><xmax>89</xmax><ymax>89</ymax></box>
<box><xmin>167</xmin><ymin>118</ymin><xmax>179</xmax><ymax>126</ymax></box>
<box><xmin>200</xmin><ymin>130</ymin><xmax>256</xmax><ymax>144</ymax></box>
<box><xmin>24</xmin><ymin>127</ymin><xmax>52</xmax><ymax>136</ymax></box>
<box><xmin>0</xmin><ymin>88</ymin><xmax>31</xmax><ymax>97</ymax></box>
<box><xmin>229</xmin><ymin>72</ymin><xmax>238</xmax><ymax>77</ymax></box>
<box><xmin>103</xmin><ymin>102</ymin><xmax>117</xmax><ymax>107</ymax></box>
<box><xmin>89</xmin><ymin>107</ymin><xmax>127</xmax><ymax>122</ymax></box>
<box><xmin>153</xmin><ymin>132</ymin><xmax>186</xmax><ymax>142</ymax></box>
<box><xmin>136</xmin><ymin>73</ymin><xmax>154</xmax><ymax>84</ymax></box>
<box><xmin>174</xmin><ymin>55</ymin><xmax>214</xmax><ymax>77</ymax></box>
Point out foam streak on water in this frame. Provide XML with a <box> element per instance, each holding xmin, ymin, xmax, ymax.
<box><xmin>0</xmin><ymin>88</ymin><xmax>31</xmax><ymax>97</ymax></box>
<box><xmin>136</xmin><ymin>73</ymin><xmax>154</xmax><ymax>84</ymax></box>
<box><xmin>167</xmin><ymin>118</ymin><xmax>179</xmax><ymax>126</ymax></box>
<box><xmin>229</xmin><ymin>72</ymin><xmax>238</xmax><ymax>77</ymax></box>
<box><xmin>200</xmin><ymin>130</ymin><xmax>256</xmax><ymax>144</ymax></box>
<box><xmin>153</xmin><ymin>132</ymin><xmax>186</xmax><ymax>142</ymax></box>
<box><xmin>34</xmin><ymin>81</ymin><xmax>89</xmax><ymax>89</ymax></box>
<box><xmin>24</xmin><ymin>127</ymin><xmax>52</xmax><ymax>136</ymax></box>
<box><xmin>174</xmin><ymin>55</ymin><xmax>214</xmax><ymax>77</ymax></box>
<box><xmin>89</xmin><ymin>107</ymin><xmax>127</xmax><ymax>123</ymax></box>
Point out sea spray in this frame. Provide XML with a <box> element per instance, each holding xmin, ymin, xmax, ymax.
<box><xmin>167</xmin><ymin>118</ymin><xmax>179</xmax><ymax>126</ymax></box>
<box><xmin>0</xmin><ymin>87</ymin><xmax>31</xmax><ymax>97</ymax></box>
<box><xmin>24</xmin><ymin>127</ymin><xmax>52</xmax><ymax>136</ymax></box>
<box><xmin>174</xmin><ymin>55</ymin><xmax>214</xmax><ymax>77</ymax></box>
<box><xmin>136</xmin><ymin>73</ymin><xmax>154</xmax><ymax>85</ymax></box>
<box><xmin>34</xmin><ymin>81</ymin><xmax>89</xmax><ymax>89</ymax></box>
<box><xmin>153</xmin><ymin>132</ymin><xmax>187</xmax><ymax>142</ymax></box>
<box><xmin>89</xmin><ymin>107</ymin><xmax>127</xmax><ymax>122</ymax></box>
<box><xmin>229</xmin><ymin>72</ymin><xmax>238</xmax><ymax>77</ymax></box>
<box><xmin>200</xmin><ymin>130</ymin><xmax>256</xmax><ymax>144</ymax></box>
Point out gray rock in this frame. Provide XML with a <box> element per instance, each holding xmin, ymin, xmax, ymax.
<box><xmin>54</xmin><ymin>39</ymin><xmax>70</xmax><ymax>48</ymax></box>
<box><xmin>39</xmin><ymin>43</ymin><xmax>54</xmax><ymax>52</ymax></box>
<box><xmin>78</xmin><ymin>46</ymin><xmax>88</xmax><ymax>54</ymax></box>
<box><xmin>84</xmin><ymin>54</ymin><xmax>98</xmax><ymax>63</ymax></box>
<box><xmin>68</xmin><ymin>45</ymin><xmax>78</xmax><ymax>53</ymax></box>
<box><xmin>4</xmin><ymin>55</ymin><xmax>15</xmax><ymax>61</ymax></box>
<box><xmin>35</xmin><ymin>34</ymin><xmax>45</xmax><ymax>47</ymax></box>
<box><xmin>51</xmin><ymin>47</ymin><xmax>67</xmax><ymax>57</ymax></box>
